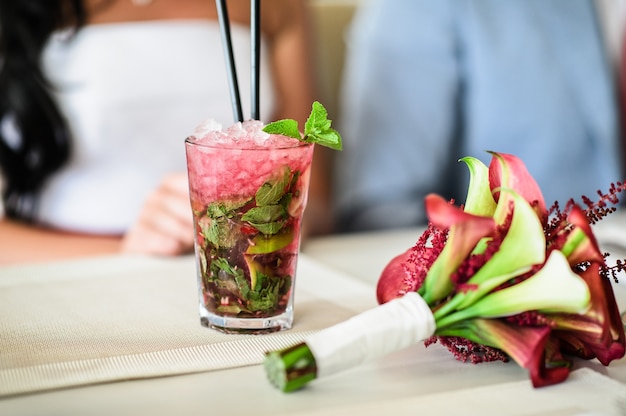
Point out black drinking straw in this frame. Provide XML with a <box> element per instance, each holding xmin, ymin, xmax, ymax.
<box><xmin>250</xmin><ymin>0</ymin><xmax>261</xmax><ymax>120</ymax></box>
<box><xmin>216</xmin><ymin>0</ymin><xmax>243</xmax><ymax>123</ymax></box>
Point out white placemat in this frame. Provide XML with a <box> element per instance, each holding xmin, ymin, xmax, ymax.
<box><xmin>0</xmin><ymin>254</ymin><xmax>375</xmax><ymax>397</ymax></box>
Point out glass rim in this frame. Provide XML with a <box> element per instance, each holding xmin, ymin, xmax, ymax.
<box><xmin>184</xmin><ymin>136</ymin><xmax>314</xmax><ymax>151</ymax></box>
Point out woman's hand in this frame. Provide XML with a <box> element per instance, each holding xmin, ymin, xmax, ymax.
<box><xmin>122</xmin><ymin>173</ymin><xmax>195</xmax><ymax>256</ymax></box>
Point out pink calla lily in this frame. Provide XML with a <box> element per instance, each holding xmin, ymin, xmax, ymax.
<box><xmin>560</xmin><ymin>205</ymin><xmax>604</xmax><ymax>265</ymax></box>
<box><xmin>489</xmin><ymin>151</ymin><xmax>547</xmax><ymax>223</ymax></box>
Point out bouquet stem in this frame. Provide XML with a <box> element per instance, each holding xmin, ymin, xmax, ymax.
<box><xmin>264</xmin><ymin>292</ymin><xmax>436</xmax><ymax>391</ymax></box>
<box><xmin>264</xmin><ymin>343</ymin><xmax>317</xmax><ymax>392</ymax></box>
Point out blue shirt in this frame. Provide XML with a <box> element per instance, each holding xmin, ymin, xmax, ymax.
<box><xmin>335</xmin><ymin>0</ymin><xmax>622</xmax><ymax>232</ymax></box>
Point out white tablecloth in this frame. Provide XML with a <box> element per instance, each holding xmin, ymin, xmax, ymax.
<box><xmin>1</xmin><ymin>223</ymin><xmax>625</xmax><ymax>415</ymax></box>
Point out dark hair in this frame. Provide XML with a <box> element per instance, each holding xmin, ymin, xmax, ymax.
<box><xmin>0</xmin><ymin>0</ymin><xmax>86</xmax><ymax>221</ymax></box>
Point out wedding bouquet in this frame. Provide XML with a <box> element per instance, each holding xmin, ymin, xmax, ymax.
<box><xmin>264</xmin><ymin>152</ymin><xmax>626</xmax><ymax>392</ymax></box>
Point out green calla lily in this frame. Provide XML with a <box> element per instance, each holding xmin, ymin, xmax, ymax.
<box><xmin>463</xmin><ymin>189</ymin><xmax>545</xmax><ymax>300</ymax></box>
<box><xmin>433</xmin><ymin>189</ymin><xmax>546</xmax><ymax>320</ymax></box>
<box><xmin>460</xmin><ymin>156</ymin><xmax>497</xmax><ymax>217</ymax></box>
<box><xmin>437</xmin><ymin>250</ymin><xmax>590</xmax><ymax>328</ymax></box>
<box><xmin>418</xmin><ymin>157</ymin><xmax>499</xmax><ymax>304</ymax></box>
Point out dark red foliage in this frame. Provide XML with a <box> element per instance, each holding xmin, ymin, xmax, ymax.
<box><xmin>425</xmin><ymin>336</ymin><xmax>509</xmax><ymax>364</ymax></box>
<box><xmin>545</xmin><ymin>182</ymin><xmax>626</xmax><ymax>282</ymax></box>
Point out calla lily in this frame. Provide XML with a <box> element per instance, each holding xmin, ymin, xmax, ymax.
<box><xmin>463</xmin><ymin>189</ymin><xmax>545</xmax><ymax>293</ymax></box>
<box><xmin>460</xmin><ymin>156</ymin><xmax>498</xmax><ymax>256</ymax></box>
<box><xmin>419</xmin><ymin>194</ymin><xmax>496</xmax><ymax>304</ymax></box>
<box><xmin>488</xmin><ymin>151</ymin><xmax>547</xmax><ymax>222</ymax></box>
<box><xmin>461</xmin><ymin>156</ymin><xmax>497</xmax><ymax>217</ymax></box>
<box><xmin>436</xmin><ymin>251</ymin><xmax>590</xmax><ymax>328</ymax></box>
<box><xmin>560</xmin><ymin>205</ymin><xmax>604</xmax><ymax>265</ymax></box>
<box><xmin>542</xmin><ymin>203</ymin><xmax>624</xmax><ymax>365</ymax></box>
<box><xmin>417</xmin><ymin>155</ymin><xmax>505</xmax><ymax>304</ymax></box>
<box><xmin>433</xmin><ymin>189</ymin><xmax>546</xmax><ymax>319</ymax></box>
<box><xmin>550</xmin><ymin>262</ymin><xmax>626</xmax><ymax>365</ymax></box>
<box><xmin>415</xmin><ymin>157</ymin><xmax>499</xmax><ymax>304</ymax></box>
<box><xmin>437</xmin><ymin>319</ymin><xmax>570</xmax><ymax>388</ymax></box>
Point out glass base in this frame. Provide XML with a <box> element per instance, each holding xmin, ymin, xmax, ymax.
<box><xmin>199</xmin><ymin>305</ymin><xmax>293</xmax><ymax>334</ymax></box>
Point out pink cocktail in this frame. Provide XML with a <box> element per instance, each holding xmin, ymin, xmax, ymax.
<box><xmin>185</xmin><ymin>120</ymin><xmax>314</xmax><ymax>333</ymax></box>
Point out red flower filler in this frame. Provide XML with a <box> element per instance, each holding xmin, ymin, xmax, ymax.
<box><xmin>264</xmin><ymin>152</ymin><xmax>626</xmax><ymax>391</ymax></box>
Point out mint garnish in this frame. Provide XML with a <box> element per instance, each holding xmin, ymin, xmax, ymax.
<box><xmin>263</xmin><ymin>101</ymin><xmax>343</xmax><ymax>150</ymax></box>
<box><xmin>262</xmin><ymin>119</ymin><xmax>301</xmax><ymax>140</ymax></box>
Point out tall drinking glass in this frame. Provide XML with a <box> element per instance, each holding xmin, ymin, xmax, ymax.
<box><xmin>185</xmin><ymin>120</ymin><xmax>314</xmax><ymax>334</ymax></box>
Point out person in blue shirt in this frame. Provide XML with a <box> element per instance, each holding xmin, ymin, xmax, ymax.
<box><xmin>334</xmin><ymin>0</ymin><xmax>623</xmax><ymax>232</ymax></box>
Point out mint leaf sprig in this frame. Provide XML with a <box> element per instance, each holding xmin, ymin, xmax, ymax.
<box><xmin>262</xmin><ymin>101</ymin><xmax>343</xmax><ymax>150</ymax></box>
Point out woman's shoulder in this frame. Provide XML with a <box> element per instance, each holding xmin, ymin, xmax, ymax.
<box><xmin>223</xmin><ymin>0</ymin><xmax>308</xmax><ymax>39</ymax></box>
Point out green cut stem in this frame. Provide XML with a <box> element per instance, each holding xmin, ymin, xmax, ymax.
<box><xmin>264</xmin><ymin>342</ymin><xmax>318</xmax><ymax>392</ymax></box>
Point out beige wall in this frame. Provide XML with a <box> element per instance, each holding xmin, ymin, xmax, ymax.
<box><xmin>308</xmin><ymin>0</ymin><xmax>360</xmax><ymax>120</ymax></box>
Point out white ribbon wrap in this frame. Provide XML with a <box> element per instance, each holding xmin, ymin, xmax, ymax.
<box><xmin>305</xmin><ymin>292</ymin><xmax>436</xmax><ymax>379</ymax></box>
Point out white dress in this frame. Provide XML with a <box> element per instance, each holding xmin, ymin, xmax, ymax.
<box><xmin>36</xmin><ymin>20</ymin><xmax>276</xmax><ymax>234</ymax></box>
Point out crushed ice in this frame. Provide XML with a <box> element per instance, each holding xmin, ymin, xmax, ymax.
<box><xmin>192</xmin><ymin>118</ymin><xmax>222</xmax><ymax>139</ymax></box>
<box><xmin>191</xmin><ymin>119</ymin><xmax>272</xmax><ymax>146</ymax></box>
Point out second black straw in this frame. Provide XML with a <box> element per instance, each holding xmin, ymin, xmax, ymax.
<box><xmin>215</xmin><ymin>0</ymin><xmax>261</xmax><ymax>123</ymax></box>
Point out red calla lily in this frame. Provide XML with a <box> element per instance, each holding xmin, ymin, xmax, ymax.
<box><xmin>489</xmin><ymin>151</ymin><xmax>547</xmax><ymax>222</ymax></box>
<box><xmin>550</xmin><ymin>263</ymin><xmax>626</xmax><ymax>365</ymax></box>
<box><xmin>419</xmin><ymin>194</ymin><xmax>497</xmax><ymax>304</ymax></box>
<box><xmin>438</xmin><ymin>318</ymin><xmax>570</xmax><ymax>388</ymax></box>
